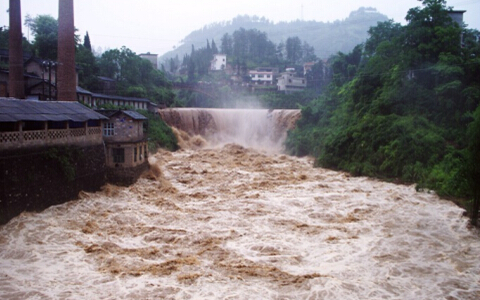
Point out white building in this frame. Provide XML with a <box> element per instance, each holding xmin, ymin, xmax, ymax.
<box><xmin>139</xmin><ymin>53</ymin><xmax>158</xmax><ymax>70</ymax></box>
<box><xmin>277</xmin><ymin>69</ymin><xmax>306</xmax><ymax>93</ymax></box>
<box><xmin>248</xmin><ymin>67</ymin><xmax>279</xmax><ymax>85</ymax></box>
<box><xmin>211</xmin><ymin>54</ymin><xmax>227</xmax><ymax>71</ymax></box>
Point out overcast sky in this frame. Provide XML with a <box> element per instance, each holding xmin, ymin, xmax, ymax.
<box><xmin>1</xmin><ymin>0</ymin><xmax>479</xmax><ymax>56</ymax></box>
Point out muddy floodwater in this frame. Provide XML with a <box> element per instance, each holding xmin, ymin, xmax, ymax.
<box><xmin>1</xmin><ymin>143</ymin><xmax>479</xmax><ymax>299</ymax></box>
<box><xmin>1</xmin><ymin>108</ymin><xmax>480</xmax><ymax>299</ymax></box>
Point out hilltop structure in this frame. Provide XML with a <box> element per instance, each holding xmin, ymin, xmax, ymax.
<box><xmin>139</xmin><ymin>53</ymin><xmax>158</xmax><ymax>70</ymax></box>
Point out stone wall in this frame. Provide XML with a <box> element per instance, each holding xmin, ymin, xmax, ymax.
<box><xmin>103</xmin><ymin>116</ymin><xmax>144</xmax><ymax>143</ymax></box>
<box><xmin>106</xmin><ymin>161</ymin><xmax>149</xmax><ymax>186</ymax></box>
<box><xmin>0</xmin><ymin>144</ymin><xmax>106</xmax><ymax>225</ymax></box>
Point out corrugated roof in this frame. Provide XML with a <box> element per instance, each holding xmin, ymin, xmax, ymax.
<box><xmin>91</xmin><ymin>93</ymin><xmax>150</xmax><ymax>103</ymax></box>
<box><xmin>0</xmin><ymin>98</ymin><xmax>108</xmax><ymax>122</ymax></box>
<box><xmin>76</xmin><ymin>86</ymin><xmax>92</xmax><ymax>95</ymax></box>
<box><xmin>95</xmin><ymin>109</ymin><xmax>147</xmax><ymax>120</ymax></box>
<box><xmin>122</xmin><ymin>110</ymin><xmax>148</xmax><ymax>120</ymax></box>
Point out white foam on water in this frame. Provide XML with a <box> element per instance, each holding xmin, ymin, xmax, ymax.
<box><xmin>1</xmin><ymin>145</ymin><xmax>479</xmax><ymax>299</ymax></box>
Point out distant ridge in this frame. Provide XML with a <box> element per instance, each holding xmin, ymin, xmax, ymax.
<box><xmin>160</xmin><ymin>7</ymin><xmax>388</xmax><ymax>64</ymax></box>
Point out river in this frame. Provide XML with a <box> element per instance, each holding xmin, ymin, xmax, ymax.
<box><xmin>0</xmin><ymin>109</ymin><xmax>479</xmax><ymax>299</ymax></box>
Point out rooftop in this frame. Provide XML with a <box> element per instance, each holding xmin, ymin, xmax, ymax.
<box><xmin>0</xmin><ymin>98</ymin><xmax>108</xmax><ymax>122</ymax></box>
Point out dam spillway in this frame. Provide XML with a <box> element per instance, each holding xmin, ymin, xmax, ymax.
<box><xmin>158</xmin><ymin>108</ymin><xmax>301</xmax><ymax>151</ymax></box>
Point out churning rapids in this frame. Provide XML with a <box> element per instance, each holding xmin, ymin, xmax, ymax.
<box><xmin>1</xmin><ymin>109</ymin><xmax>479</xmax><ymax>299</ymax></box>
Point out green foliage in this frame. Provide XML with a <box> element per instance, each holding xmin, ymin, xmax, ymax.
<box><xmin>285</xmin><ymin>0</ymin><xmax>480</xmax><ymax>224</ymax></box>
<box><xmin>465</xmin><ymin>105</ymin><xmax>480</xmax><ymax>225</ymax></box>
<box><xmin>139</xmin><ymin>110</ymin><xmax>178</xmax><ymax>152</ymax></box>
<box><xmin>0</xmin><ymin>26</ymin><xmax>8</xmax><ymax>50</ymax></box>
<box><xmin>25</xmin><ymin>14</ymin><xmax>58</xmax><ymax>60</ymax></box>
<box><xmin>83</xmin><ymin>31</ymin><xmax>92</xmax><ymax>51</ymax></box>
<box><xmin>97</xmin><ymin>47</ymin><xmax>175</xmax><ymax>106</ymax></box>
<box><xmin>76</xmin><ymin>45</ymin><xmax>99</xmax><ymax>91</ymax></box>
<box><xmin>161</xmin><ymin>9</ymin><xmax>388</xmax><ymax>64</ymax></box>
<box><xmin>45</xmin><ymin>147</ymin><xmax>78</xmax><ymax>182</ymax></box>
<box><xmin>260</xmin><ymin>90</ymin><xmax>318</xmax><ymax>109</ymax></box>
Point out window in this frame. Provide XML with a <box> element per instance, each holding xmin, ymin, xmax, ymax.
<box><xmin>134</xmin><ymin>147</ymin><xmax>137</xmax><ymax>162</ymax></box>
<box><xmin>87</xmin><ymin>120</ymin><xmax>100</xmax><ymax>127</ymax></box>
<box><xmin>139</xmin><ymin>146</ymin><xmax>143</xmax><ymax>160</ymax></box>
<box><xmin>48</xmin><ymin>121</ymin><xmax>67</xmax><ymax>129</ymax></box>
<box><xmin>103</xmin><ymin>123</ymin><xmax>114</xmax><ymax>136</ymax></box>
<box><xmin>69</xmin><ymin>121</ymin><xmax>84</xmax><ymax>129</ymax></box>
<box><xmin>112</xmin><ymin>148</ymin><xmax>125</xmax><ymax>163</ymax></box>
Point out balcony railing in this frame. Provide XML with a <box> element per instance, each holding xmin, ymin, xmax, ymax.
<box><xmin>0</xmin><ymin>127</ymin><xmax>102</xmax><ymax>150</ymax></box>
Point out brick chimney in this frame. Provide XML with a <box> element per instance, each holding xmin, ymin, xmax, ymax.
<box><xmin>8</xmin><ymin>0</ymin><xmax>25</xmax><ymax>99</ymax></box>
<box><xmin>57</xmin><ymin>0</ymin><xmax>76</xmax><ymax>101</ymax></box>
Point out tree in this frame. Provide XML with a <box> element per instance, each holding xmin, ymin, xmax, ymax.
<box><xmin>285</xmin><ymin>36</ymin><xmax>303</xmax><ymax>65</ymax></box>
<box><xmin>364</xmin><ymin>20</ymin><xmax>403</xmax><ymax>57</ymax></box>
<box><xmin>25</xmin><ymin>14</ymin><xmax>58</xmax><ymax>60</ymax></box>
<box><xmin>211</xmin><ymin>39</ymin><xmax>218</xmax><ymax>54</ymax></box>
<box><xmin>24</xmin><ymin>14</ymin><xmax>81</xmax><ymax>60</ymax></box>
<box><xmin>286</xmin><ymin>0</ymin><xmax>480</xmax><ymax>226</ymax></box>
<box><xmin>466</xmin><ymin>105</ymin><xmax>480</xmax><ymax>226</ymax></box>
<box><xmin>187</xmin><ymin>56</ymin><xmax>195</xmax><ymax>82</ymax></box>
<box><xmin>76</xmin><ymin>44</ymin><xmax>98</xmax><ymax>90</ymax></box>
<box><xmin>306</xmin><ymin>60</ymin><xmax>327</xmax><ymax>92</ymax></box>
<box><xmin>97</xmin><ymin>46</ymin><xmax>174</xmax><ymax>106</ymax></box>
<box><xmin>220</xmin><ymin>33</ymin><xmax>233</xmax><ymax>56</ymax></box>
<box><xmin>83</xmin><ymin>31</ymin><xmax>92</xmax><ymax>51</ymax></box>
<box><xmin>404</xmin><ymin>0</ymin><xmax>461</xmax><ymax>66</ymax></box>
<box><xmin>0</xmin><ymin>27</ymin><xmax>8</xmax><ymax>49</ymax></box>
<box><xmin>302</xmin><ymin>41</ymin><xmax>317</xmax><ymax>63</ymax></box>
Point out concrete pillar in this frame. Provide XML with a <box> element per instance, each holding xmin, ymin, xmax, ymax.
<box><xmin>57</xmin><ymin>0</ymin><xmax>76</xmax><ymax>101</ymax></box>
<box><xmin>9</xmin><ymin>0</ymin><xmax>25</xmax><ymax>99</ymax></box>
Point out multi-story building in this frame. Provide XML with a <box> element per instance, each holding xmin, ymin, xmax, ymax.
<box><xmin>249</xmin><ymin>67</ymin><xmax>279</xmax><ymax>85</ymax></box>
<box><xmin>277</xmin><ymin>69</ymin><xmax>307</xmax><ymax>93</ymax></box>
<box><xmin>96</xmin><ymin>109</ymin><xmax>149</xmax><ymax>185</ymax></box>
<box><xmin>211</xmin><ymin>54</ymin><xmax>227</xmax><ymax>71</ymax></box>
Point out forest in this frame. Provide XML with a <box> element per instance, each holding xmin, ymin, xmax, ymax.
<box><xmin>285</xmin><ymin>0</ymin><xmax>480</xmax><ymax>225</ymax></box>
<box><xmin>160</xmin><ymin>7</ymin><xmax>388</xmax><ymax>64</ymax></box>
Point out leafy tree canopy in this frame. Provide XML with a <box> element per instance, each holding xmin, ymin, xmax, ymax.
<box><xmin>285</xmin><ymin>0</ymin><xmax>480</xmax><ymax>224</ymax></box>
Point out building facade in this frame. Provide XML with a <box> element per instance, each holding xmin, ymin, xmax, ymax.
<box><xmin>0</xmin><ymin>98</ymin><xmax>109</xmax><ymax>224</ymax></box>
<box><xmin>249</xmin><ymin>67</ymin><xmax>279</xmax><ymax>85</ymax></box>
<box><xmin>277</xmin><ymin>69</ymin><xmax>307</xmax><ymax>93</ymax></box>
<box><xmin>139</xmin><ymin>53</ymin><xmax>158</xmax><ymax>70</ymax></box>
<box><xmin>211</xmin><ymin>54</ymin><xmax>227</xmax><ymax>71</ymax></box>
<box><xmin>0</xmin><ymin>98</ymin><xmax>107</xmax><ymax>150</ymax></box>
<box><xmin>96</xmin><ymin>110</ymin><xmax>149</xmax><ymax>185</ymax></box>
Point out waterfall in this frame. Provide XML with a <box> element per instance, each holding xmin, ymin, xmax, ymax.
<box><xmin>159</xmin><ymin>108</ymin><xmax>301</xmax><ymax>151</ymax></box>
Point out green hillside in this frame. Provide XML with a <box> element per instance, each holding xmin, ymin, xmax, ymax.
<box><xmin>160</xmin><ymin>7</ymin><xmax>388</xmax><ymax>63</ymax></box>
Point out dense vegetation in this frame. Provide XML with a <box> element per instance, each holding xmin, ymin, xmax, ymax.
<box><xmin>171</xmin><ymin>27</ymin><xmax>327</xmax><ymax>108</ymax></box>
<box><xmin>160</xmin><ymin>8</ymin><xmax>388</xmax><ymax>64</ymax></box>
<box><xmin>286</xmin><ymin>0</ymin><xmax>480</xmax><ymax>225</ymax></box>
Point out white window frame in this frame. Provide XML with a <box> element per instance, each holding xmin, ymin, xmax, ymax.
<box><xmin>103</xmin><ymin>122</ymin><xmax>115</xmax><ymax>136</ymax></box>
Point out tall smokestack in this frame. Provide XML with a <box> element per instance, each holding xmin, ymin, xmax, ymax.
<box><xmin>57</xmin><ymin>0</ymin><xmax>76</xmax><ymax>101</ymax></box>
<box><xmin>9</xmin><ymin>0</ymin><xmax>25</xmax><ymax>99</ymax></box>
